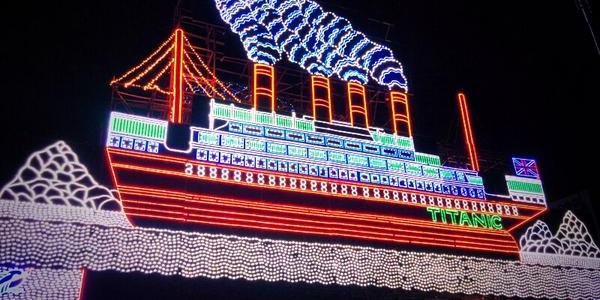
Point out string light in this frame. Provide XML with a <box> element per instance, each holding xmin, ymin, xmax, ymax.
<box><xmin>520</xmin><ymin>210</ymin><xmax>600</xmax><ymax>267</ymax></box>
<box><xmin>213</xmin><ymin>0</ymin><xmax>281</xmax><ymax>65</ymax></box>
<box><xmin>124</xmin><ymin>44</ymin><xmax>174</xmax><ymax>90</ymax></box>
<box><xmin>2</xmin><ymin>142</ymin><xmax>600</xmax><ymax>299</ymax></box>
<box><xmin>253</xmin><ymin>64</ymin><xmax>276</xmax><ymax>111</ymax></box>
<box><xmin>0</xmin><ymin>141</ymin><xmax>122</xmax><ymax>211</ymax></box>
<box><xmin>110</xmin><ymin>34</ymin><xmax>174</xmax><ymax>85</ymax></box>
<box><xmin>144</xmin><ymin>58</ymin><xmax>174</xmax><ymax>95</ymax></box>
<box><xmin>0</xmin><ymin>265</ymin><xmax>83</xmax><ymax>299</ymax></box>
<box><xmin>2</xmin><ymin>200</ymin><xmax>599</xmax><ymax>299</ymax></box>
<box><xmin>213</xmin><ymin>0</ymin><xmax>408</xmax><ymax>91</ymax></box>
<box><xmin>183</xmin><ymin>35</ymin><xmax>242</xmax><ymax>103</ymax></box>
<box><xmin>111</xmin><ymin>30</ymin><xmax>242</xmax><ymax>103</ymax></box>
<box><xmin>183</xmin><ymin>61</ymin><xmax>227</xmax><ymax>101</ymax></box>
<box><xmin>116</xmin><ymin>186</ymin><xmax>520</xmax><ymax>253</ymax></box>
<box><xmin>105</xmin><ymin>146</ymin><xmax>554</xmax><ymax>256</ymax></box>
<box><xmin>170</xmin><ymin>28</ymin><xmax>185</xmax><ymax>123</ymax></box>
<box><xmin>346</xmin><ymin>81</ymin><xmax>369</xmax><ymax>127</ymax></box>
<box><xmin>183</xmin><ymin>51</ymin><xmax>220</xmax><ymax>96</ymax></box>
<box><xmin>183</xmin><ymin>75</ymin><xmax>198</xmax><ymax>95</ymax></box>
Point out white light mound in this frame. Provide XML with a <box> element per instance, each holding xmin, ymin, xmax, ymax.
<box><xmin>556</xmin><ymin>211</ymin><xmax>600</xmax><ymax>257</ymax></box>
<box><xmin>520</xmin><ymin>211</ymin><xmax>600</xmax><ymax>257</ymax></box>
<box><xmin>0</xmin><ymin>141</ymin><xmax>122</xmax><ymax>211</ymax></box>
<box><xmin>519</xmin><ymin>220</ymin><xmax>562</xmax><ymax>254</ymax></box>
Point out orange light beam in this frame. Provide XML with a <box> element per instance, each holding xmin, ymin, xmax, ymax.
<box><xmin>311</xmin><ymin>75</ymin><xmax>333</xmax><ymax>122</ymax></box>
<box><xmin>389</xmin><ymin>91</ymin><xmax>413</xmax><ymax>136</ymax></box>
<box><xmin>170</xmin><ymin>28</ymin><xmax>185</xmax><ymax>123</ymax></box>
<box><xmin>457</xmin><ymin>92</ymin><xmax>480</xmax><ymax>171</ymax></box>
<box><xmin>253</xmin><ymin>64</ymin><xmax>275</xmax><ymax>112</ymax></box>
<box><xmin>347</xmin><ymin>81</ymin><xmax>369</xmax><ymax>127</ymax></box>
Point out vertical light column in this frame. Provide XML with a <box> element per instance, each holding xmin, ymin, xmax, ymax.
<box><xmin>169</xmin><ymin>28</ymin><xmax>184</xmax><ymax>123</ymax></box>
<box><xmin>389</xmin><ymin>91</ymin><xmax>413</xmax><ymax>136</ymax></box>
<box><xmin>253</xmin><ymin>63</ymin><xmax>276</xmax><ymax>112</ymax></box>
<box><xmin>311</xmin><ymin>75</ymin><xmax>333</xmax><ymax>122</ymax></box>
<box><xmin>346</xmin><ymin>81</ymin><xmax>369</xmax><ymax>128</ymax></box>
<box><xmin>457</xmin><ymin>92</ymin><xmax>480</xmax><ymax>171</ymax></box>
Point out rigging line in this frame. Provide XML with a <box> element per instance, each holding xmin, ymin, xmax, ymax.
<box><xmin>183</xmin><ymin>35</ymin><xmax>242</xmax><ymax>103</ymax></box>
<box><xmin>124</xmin><ymin>44</ymin><xmax>175</xmax><ymax>88</ymax></box>
<box><xmin>145</xmin><ymin>58</ymin><xmax>174</xmax><ymax>92</ymax></box>
<box><xmin>111</xmin><ymin>34</ymin><xmax>175</xmax><ymax>85</ymax></box>
<box><xmin>183</xmin><ymin>61</ymin><xmax>226</xmax><ymax>100</ymax></box>
<box><xmin>576</xmin><ymin>0</ymin><xmax>600</xmax><ymax>56</ymax></box>
<box><xmin>183</xmin><ymin>53</ymin><xmax>227</xmax><ymax>100</ymax></box>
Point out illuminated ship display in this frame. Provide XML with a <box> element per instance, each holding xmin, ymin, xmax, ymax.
<box><xmin>106</xmin><ymin>0</ymin><xmax>549</xmax><ymax>257</ymax></box>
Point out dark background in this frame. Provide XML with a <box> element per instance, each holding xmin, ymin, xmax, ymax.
<box><xmin>1</xmin><ymin>0</ymin><xmax>598</xmax><ymax>298</ymax></box>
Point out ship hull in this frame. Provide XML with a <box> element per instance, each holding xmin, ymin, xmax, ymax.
<box><xmin>107</xmin><ymin>147</ymin><xmax>545</xmax><ymax>256</ymax></box>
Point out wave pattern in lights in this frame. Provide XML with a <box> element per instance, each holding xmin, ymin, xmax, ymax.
<box><xmin>214</xmin><ymin>0</ymin><xmax>408</xmax><ymax>91</ymax></box>
<box><xmin>214</xmin><ymin>0</ymin><xmax>282</xmax><ymax>65</ymax></box>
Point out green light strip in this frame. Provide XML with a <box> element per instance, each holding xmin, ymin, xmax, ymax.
<box><xmin>466</xmin><ymin>176</ymin><xmax>484</xmax><ymax>185</ymax></box>
<box><xmin>415</xmin><ymin>153</ymin><xmax>441</xmax><ymax>166</ymax></box>
<box><xmin>507</xmin><ymin>180</ymin><xmax>543</xmax><ymax>194</ymax></box>
<box><xmin>110</xmin><ymin>116</ymin><xmax>165</xmax><ymax>140</ymax></box>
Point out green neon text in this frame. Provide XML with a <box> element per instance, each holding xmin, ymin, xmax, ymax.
<box><xmin>426</xmin><ymin>207</ymin><xmax>503</xmax><ymax>230</ymax></box>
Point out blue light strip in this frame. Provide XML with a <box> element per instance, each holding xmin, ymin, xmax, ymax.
<box><xmin>188</xmin><ymin>128</ymin><xmax>486</xmax><ymax>199</ymax></box>
<box><xmin>192</xmin><ymin>144</ymin><xmax>485</xmax><ymax>199</ymax></box>
<box><xmin>106</xmin><ymin>131</ymin><xmax>485</xmax><ymax>200</ymax></box>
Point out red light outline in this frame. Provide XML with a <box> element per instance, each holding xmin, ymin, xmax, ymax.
<box><xmin>390</xmin><ymin>91</ymin><xmax>413</xmax><ymax>137</ymax></box>
<box><xmin>105</xmin><ymin>149</ymin><xmax>135</xmax><ymax>227</ymax></box>
<box><xmin>122</xmin><ymin>205</ymin><xmax>518</xmax><ymax>254</ymax></box>
<box><xmin>118</xmin><ymin>185</ymin><xmax>516</xmax><ymax>236</ymax></box>
<box><xmin>77</xmin><ymin>268</ymin><xmax>87</xmax><ymax>300</ymax></box>
<box><xmin>170</xmin><ymin>28</ymin><xmax>184</xmax><ymax>123</ymax></box>
<box><xmin>106</xmin><ymin>148</ymin><xmax>545</xmax><ymax>217</ymax></box>
<box><xmin>123</xmin><ymin>206</ymin><xmax>518</xmax><ymax>254</ymax></box>
<box><xmin>112</xmin><ymin>161</ymin><xmax>535</xmax><ymax>223</ymax></box>
<box><xmin>253</xmin><ymin>64</ymin><xmax>275</xmax><ymax>112</ymax></box>
<box><xmin>347</xmin><ymin>81</ymin><xmax>369</xmax><ymax>127</ymax></box>
<box><xmin>458</xmin><ymin>92</ymin><xmax>480</xmax><ymax>171</ymax></box>
<box><xmin>508</xmin><ymin>206</ymin><xmax>548</xmax><ymax>233</ymax></box>
<box><xmin>119</xmin><ymin>190</ymin><xmax>521</xmax><ymax>246</ymax></box>
<box><xmin>311</xmin><ymin>75</ymin><xmax>333</xmax><ymax>122</ymax></box>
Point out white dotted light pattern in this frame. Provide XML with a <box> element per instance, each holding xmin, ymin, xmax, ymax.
<box><xmin>0</xmin><ymin>266</ymin><xmax>83</xmax><ymax>300</ymax></box>
<box><xmin>520</xmin><ymin>210</ymin><xmax>600</xmax><ymax>268</ymax></box>
<box><xmin>2</xmin><ymin>142</ymin><xmax>600</xmax><ymax>299</ymax></box>
<box><xmin>1</xmin><ymin>200</ymin><xmax>599</xmax><ymax>300</ymax></box>
<box><xmin>0</xmin><ymin>141</ymin><xmax>122</xmax><ymax>211</ymax></box>
<box><xmin>520</xmin><ymin>211</ymin><xmax>600</xmax><ymax>257</ymax></box>
<box><xmin>213</xmin><ymin>0</ymin><xmax>408</xmax><ymax>91</ymax></box>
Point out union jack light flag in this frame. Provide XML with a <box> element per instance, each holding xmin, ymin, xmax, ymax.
<box><xmin>512</xmin><ymin>157</ymin><xmax>539</xmax><ymax>179</ymax></box>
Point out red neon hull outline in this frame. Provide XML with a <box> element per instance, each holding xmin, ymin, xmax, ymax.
<box><xmin>104</xmin><ymin>148</ymin><xmax>549</xmax><ymax>256</ymax></box>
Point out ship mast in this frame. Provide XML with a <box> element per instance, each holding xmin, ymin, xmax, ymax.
<box><xmin>169</xmin><ymin>28</ymin><xmax>185</xmax><ymax>123</ymax></box>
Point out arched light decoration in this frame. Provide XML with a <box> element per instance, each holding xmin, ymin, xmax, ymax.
<box><xmin>214</xmin><ymin>0</ymin><xmax>408</xmax><ymax>91</ymax></box>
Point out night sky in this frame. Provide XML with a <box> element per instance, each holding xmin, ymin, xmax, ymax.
<box><xmin>2</xmin><ymin>0</ymin><xmax>599</xmax><ymax>298</ymax></box>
